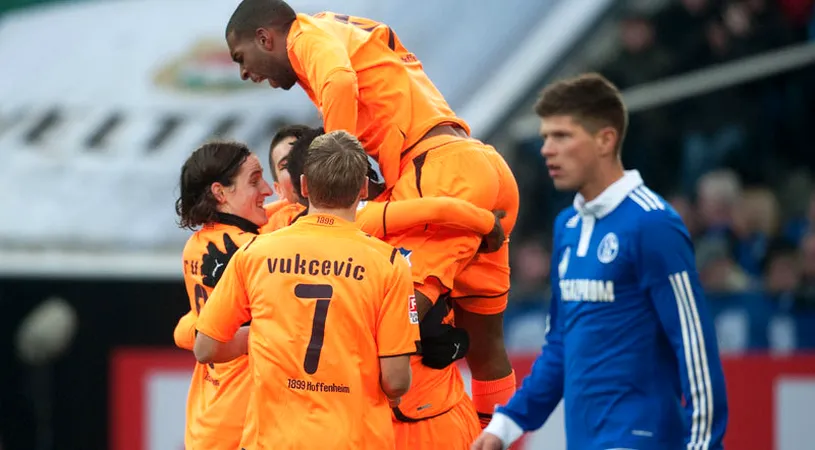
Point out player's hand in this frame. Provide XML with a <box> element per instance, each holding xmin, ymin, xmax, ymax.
<box><xmin>201</xmin><ymin>233</ymin><xmax>240</xmax><ymax>288</ymax></box>
<box><xmin>470</xmin><ymin>431</ymin><xmax>504</xmax><ymax>450</ymax></box>
<box><xmin>419</xmin><ymin>297</ymin><xmax>470</xmax><ymax>369</ymax></box>
<box><xmin>479</xmin><ymin>210</ymin><xmax>507</xmax><ymax>254</ymax></box>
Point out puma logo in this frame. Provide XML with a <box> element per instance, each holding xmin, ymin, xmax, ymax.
<box><xmin>212</xmin><ymin>259</ymin><xmax>224</xmax><ymax>277</ymax></box>
<box><xmin>451</xmin><ymin>342</ymin><xmax>461</xmax><ymax>360</ymax></box>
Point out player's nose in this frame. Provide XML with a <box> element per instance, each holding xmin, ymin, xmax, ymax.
<box><xmin>259</xmin><ymin>180</ymin><xmax>273</xmax><ymax>196</ymax></box>
<box><xmin>540</xmin><ymin>141</ymin><xmax>555</xmax><ymax>158</ymax></box>
<box><xmin>240</xmin><ymin>68</ymin><xmax>250</xmax><ymax>81</ymax></box>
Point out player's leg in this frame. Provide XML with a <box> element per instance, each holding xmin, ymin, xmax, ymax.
<box><xmin>451</xmin><ymin>249</ymin><xmax>517</xmax><ymax>429</ymax></box>
<box><xmin>388</xmin><ymin>137</ymin><xmax>500</xmax><ymax>309</ymax></box>
<box><xmin>450</xmin><ymin>148</ymin><xmax>520</xmax><ymax>428</ymax></box>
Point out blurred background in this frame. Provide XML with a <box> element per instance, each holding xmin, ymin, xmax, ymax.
<box><xmin>1</xmin><ymin>0</ymin><xmax>814</xmax><ymax>449</ymax></box>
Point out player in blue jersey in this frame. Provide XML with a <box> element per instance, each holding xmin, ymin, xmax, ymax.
<box><xmin>473</xmin><ymin>73</ymin><xmax>728</xmax><ymax>450</ymax></box>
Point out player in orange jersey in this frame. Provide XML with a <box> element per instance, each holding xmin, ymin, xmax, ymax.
<box><xmin>225</xmin><ymin>4</ymin><xmax>519</xmax><ymax>440</ymax></box>
<box><xmin>262</xmin><ymin>126</ymin><xmax>495</xmax><ymax>448</ymax></box>
<box><xmin>194</xmin><ymin>131</ymin><xmax>418</xmax><ymax>450</ymax></box>
<box><xmin>172</xmin><ymin>141</ymin><xmax>273</xmax><ymax>450</ymax></box>
<box><xmin>263</xmin><ymin>126</ymin><xmax>506</xmax><ymax>253</ymax></box>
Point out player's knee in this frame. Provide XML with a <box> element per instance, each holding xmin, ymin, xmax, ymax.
<box><xmin>452</xmin><ymin>306</ymin><xmax>511</xmax><ymax>379</ymax></box>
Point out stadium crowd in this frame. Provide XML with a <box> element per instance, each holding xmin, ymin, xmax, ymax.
<box><xmin>507</xmin><ymin>0</ymin><xmax>815</xmax><ymax>352</ymax></box>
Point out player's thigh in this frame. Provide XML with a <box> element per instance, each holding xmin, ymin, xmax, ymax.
<box><xmin>485</xmin><ymin>148</ymin><xmax>520</xmax><ymax>235</ymax></box>
<box><xmin>391</xmin><ymin>139</ymin><xmax>500</xmax><ymax>209</ymax></box>
<box><xmin>452</xmin><ymin>244</ymin><xmax>510</xmax><ymax>314</ymax></box>
<box><xmin>385</xmin><ymin>226</ymin><xmax>481</xmax><ymax>292</ymax></box>
<box><xmin>393</xmin><ymin>397</ymin><xmax>480</xmax><ymax>450</ymax></box>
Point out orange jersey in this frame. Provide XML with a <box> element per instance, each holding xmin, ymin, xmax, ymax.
<box><xmin>261</xmin><ymin>196</ymin><xmax>495</xmax><ymax>238</ymax></box>
<box><xmin>196</xmin><ymin>214</ymin><xmax>419</xmax><ymax>449</ymax></box>
<box><xmin>260</xmin><ymin>201</ymin><xmax>307</xmax><ymax>233</ymax></box>
<box><xmin>177</xmin><ymin>214</ymin><xmax>259</xmax><ymax>450</ymax></box>
<box><xmin>287</xmin><ymin>12</ymin><xmax>470</xmax><ymax>188</ymax></box>
<box><xmin>263</xmin><ymin>198</ymin><xmax>290</xmax><ymax>220</ymax></box>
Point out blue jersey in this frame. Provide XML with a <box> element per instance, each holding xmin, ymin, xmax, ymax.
<box><xmin>488</xmin><ymin>171</ymin><xmax>728</xmax><ymax>450</ymax></box>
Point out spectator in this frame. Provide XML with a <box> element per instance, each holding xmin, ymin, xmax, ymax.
<box><xmin>696</xmin><ymin>237</ymin><xmax>752</xmax><ymax>293</ymax></box>
<box><xmin>732</xmin><ymin>187</ymin><xmax>780</xmax><ymax>276</ymax></box>
<box><xmin>508</xmin><ymin>237</ymin><xmax>551</xmax><ymax>305</ymax></box>
<box><xmin>696</xmin><ymin>169</ymin><xmax>741</xmax><ymax>236</ymax></box>
<box><xmin>763</xmin><ymin>240</ymin><xmax>802</xmax><ymax>295</ymax></box>
<box><xmin>796</xmin><ymin>232</ymin><xmax>815</xmax><ymax>304</ymax></box>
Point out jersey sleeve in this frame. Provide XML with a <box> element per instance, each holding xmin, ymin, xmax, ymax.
<box><xmin>375</xmin><ymin>251</ymin><xmax>420</xmax><ymax>357</ymax></box>
<box><xmin>289</xmin><ymin>31</ymin><xmax>358</xmax><ymax>134</ymax></box>
<box><xmin>491</xmin><ymin>214</ymin><xmax>569</xmax><ymax>443</ymax></box>
<box><xmin>637</xmin><ymin>211</ymin><xmax>728</xmax><ymax>450</ymax></box>
<box><xmin>196</xmin><ymin>249</ymin><xmax>252</xmax><ymax>343</ymax></box>
<box><xmin>173</xmin><ymin>311</ymin><xmax>197</xmax><ymax>351</ymax></box>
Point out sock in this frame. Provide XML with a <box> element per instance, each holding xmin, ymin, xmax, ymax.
<box><xmin>472</xmin><ymin>370</ymin><xmax>516</xmax><ymax>429</ymax></box>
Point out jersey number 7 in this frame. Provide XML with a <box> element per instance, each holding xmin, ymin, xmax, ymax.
<box><xmin>295</xmin><ymin>283</ymin><xmax>334</xmax><ymax>374</ymax></box>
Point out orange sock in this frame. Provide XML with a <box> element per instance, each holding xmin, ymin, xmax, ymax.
<box><xmin>471</xmin><ymin>370</ymin><xmax>516</xmax><ymax>429</ymax></box>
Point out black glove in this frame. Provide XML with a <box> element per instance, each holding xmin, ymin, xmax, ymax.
<box><xmin>419</xmin><ymin>296</ymin><xmax>470</xmax><ymax>370</ymax></box>
<box><xmin>201</xmin><ymin>233</ymin><xmax>240</xmax><ymax>288</ymax></box>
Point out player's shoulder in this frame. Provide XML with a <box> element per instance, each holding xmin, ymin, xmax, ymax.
<box><xmin>355</xmin><ymin>232</ymin><xmax>406</xmax><ymax>264</ymax></box>
<box><xmin>622</xmin><ymin>185</ymin><xmax>682</xmax><ymax>226</ymax></box>
<box><xmin>263</xmin><ymin>199</ymin><xmax>289</xmax><ymax>219</ymax></box>
<box><xmin>553</xmin><ymin>206</ymin><xmax>580</xmax><ymax>238</ymax></box>
<box><xmin>620</xmin><ymin>185</ymin><xmax>688</xmax><ymax>240</ymax></box>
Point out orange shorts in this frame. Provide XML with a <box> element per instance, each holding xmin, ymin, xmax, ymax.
<box><xmin>393</xmin><ymin>394</ymin><xmax>481</xmax><ymax>450</ymax></box>
<box><xmin>389</xmin><ymin>135</ymin><xmax>519</xmax><ymax>314</ymax></box>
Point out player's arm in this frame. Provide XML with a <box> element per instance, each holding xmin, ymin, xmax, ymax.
<box><xmin>173</xmin><ymin>311</ymin><xmax>197</xmax><ymax>351</ymax></box>
<box><xmin>638</xmin><ymin>212</ymin><xmax>729</xmax><ymax>450</ymax></box>
<box><xmin>194</xmin><ymin>249</ymin><xmax>253</xmax><ymax>364</ymax></box>
<box><xmin>291</xmin><ymin>33</ymin><xmax>358</xmax><ymax>133</ymax></box>
<box><xmin>357</xmin><ymin>198</ymin><xmax>499</xmax><ymax>238</ymax></box>
<box><xmin>481</xmin><ymin>242</ymin><xmax>566</xmax><ymax>448</ymax></box>
<box><xmin>376</xmin><ymin>251</ymin><xmax>420</xmax><ymax>401</ymax></box>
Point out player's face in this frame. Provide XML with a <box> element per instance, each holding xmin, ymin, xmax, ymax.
<box><xmin>270</xmin><ymin>137</ymin><xmax>297</xmax><ymax>204</ymax></box>
<box><xmin>227</xmin><ymin>31</ymin><xmax>298</xmax><ymax>90</ymax></box>
<box><xmin>221</xmin><ymin>154</ymin><xmax>274</xmax><ymax>226</ymax></box>
<box><xmin>539</xmin><ymin>115</ymin><xmax>600</xmax><ymax>192</ymax></box>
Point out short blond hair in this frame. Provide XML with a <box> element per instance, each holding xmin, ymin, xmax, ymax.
<box><xmin>304</xmin><ymin>130</ymin><xmax>368</xmax><ymax>208</ymax></box>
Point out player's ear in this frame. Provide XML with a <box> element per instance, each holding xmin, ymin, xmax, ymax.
<box><xmin>596</xmin><ymin>126</ymin><xmax>617</xmax><ymax>158</ymax></box>
<box><xmin>300</xmin><ymin>174</ymin><xmax>309</xmax><ymax>199</ymax></box>
<box><xmin>359</xmin><ymin>180</ymin><xmax>369</xmax><ymax>201</ymax></box>
<box><xmin>256</xmin><ymin>28</ymin><xmax>274</xmax><ymax>50</ymax></box>
<box><xmin>211</xmin><ymin>182</ymin><xmax>226</xmax><ymax>204</ymax></box>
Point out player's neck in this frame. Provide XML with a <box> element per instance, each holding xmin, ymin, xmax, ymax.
<box><xmin>307</xmin><ymin>206</ymin><xmax>357</xmax><ymax>223</ymax></box>
<box><xmin>579</xmin><ymin>163</ymin><xmax>625</xmax><ymax>202</ymax></box>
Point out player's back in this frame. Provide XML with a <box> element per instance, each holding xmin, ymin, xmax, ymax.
<box><xmin>288</xmin><ymin>12</ymin><xmax>470</xmax><ymax>186</ymax></box>
<box><xmin>240</xmin><ymin>214</ymin><xmax>418</xmax><ymax>449</ymax></box>
<box><xmin>181</xmin><ymin>222</ymin><xmax>256</xmax><ymax>449</ymax></box>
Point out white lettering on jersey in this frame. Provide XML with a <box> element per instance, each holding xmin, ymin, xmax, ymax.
<box><xmin>559</xmin><ymin>279</ymin><xmax>615</xmax><ymax>302</ymax></box>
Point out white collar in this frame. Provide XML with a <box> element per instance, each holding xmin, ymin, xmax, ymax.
<box><xmin>573</xmin><ymin>170</ymin><xmax>643</xmax><ymax>219</ymax></box>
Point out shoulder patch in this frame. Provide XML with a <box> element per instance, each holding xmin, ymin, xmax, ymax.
<box><xmin>397</xmin><ymin>247</ymin><xmax>412</xmax><ymax>267</ymax></box>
